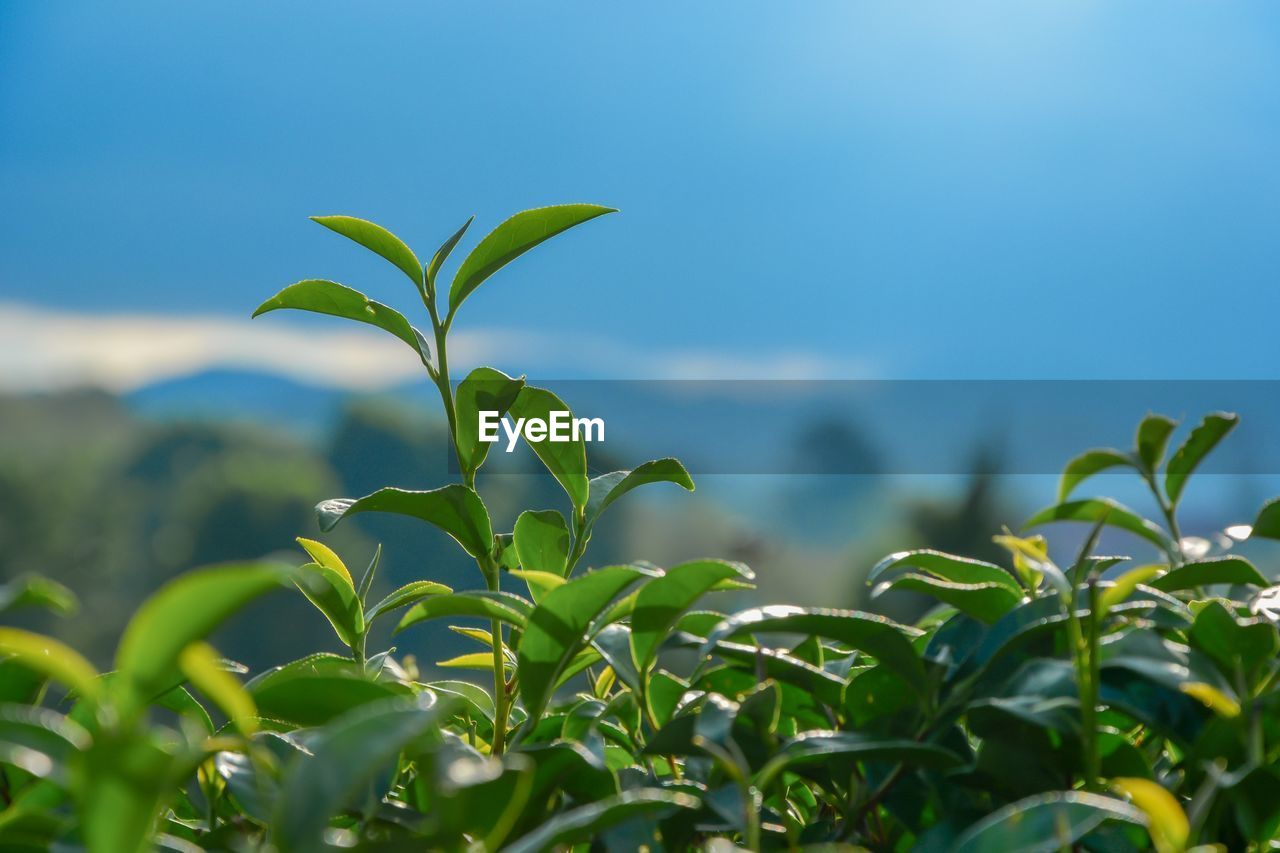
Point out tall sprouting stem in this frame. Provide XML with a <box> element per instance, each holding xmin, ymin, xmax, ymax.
<box><xmin>423</xmin><ymin>270</ymin><xmax>511</xmax><ymax>754</ymax></box>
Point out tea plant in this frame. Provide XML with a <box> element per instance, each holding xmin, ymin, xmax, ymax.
<box><xmin>3</xmin><ymin>205</ymin><xmax>1280</xmax><ymax>851</ymax></box>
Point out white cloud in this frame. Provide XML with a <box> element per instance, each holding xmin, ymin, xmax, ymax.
<box><xmin>0</xmin><ymin>302</ymin><xmax>873</xmax><ymax>392</ymax></box>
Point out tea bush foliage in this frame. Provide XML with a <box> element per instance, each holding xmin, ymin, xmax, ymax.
<box><xmin>3</xmin><ymin>206</ymin><xmax>1280</xmax><ymax>851</ymax></box>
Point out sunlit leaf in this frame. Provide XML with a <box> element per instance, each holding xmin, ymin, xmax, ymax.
<box><xmin>114</xmin><ymin>562</ymin><xmax>289</xmax><ymax>711</ymax></box>
<box><xmin>868</xmin><ymin>550</ymin><xmax>1021</xmax><ymax>596</ymax></box>
<box><xmin>396</xmin><ymin>591</ymin><xmax>532</xmax><ymax>635</ymax></box>
<box><xmin>273</xmin><ymin>693</ymin><xmax>451</xmax><ymax>851</ymax></box>
<box><xmin>1148</xmin><ymin>557</ymin><xmax>1266</xmax><ymax>593</ymax></box>
<box><xmin>507</xmin><ymin>386</ymin><xmax>589</xmax><ymax>510</ymax></box>
<box><xmin>1165</xmin><ymin>412</ymin><xmax>1238</xmax><ymax>506</ymax></box>
<box><xmin>502</xmin><ymin>789</ymin><xmax>697</xmax><ymax>853</ymax></box>
<box><xmin>518</xmin><ymin>566</ymin><xmax>654</xmax><ymax>726</ymax></box>
<box><xmin>317</xmin><ymin>485</ymin><xmax>494</xmax><ymax>559</ymax></box>
<box><xmin>0</xmin><ymin>574</ymin><xmax>77</xmax><ymax>617</ymax></box>
<box><xmin>1099</xmin><ymin>565</ymin><xmax>1164</xmax><ymax>613</ymax></box>
<box><xmin>178</xmin><ymin>642</ymin><xmax>257</xmax><ymax>735</ymax></box>
<box><xmin>365</xmin><ymin>580</ymin><xmax>452</xmax><ymax>623</ymax></box>
<box><xmin>1059</xmin><ymin>448</ymin><xmax>1134</xmax><ymax>502</ymax></box>
<box><xmin>295</xmin><ymin>537</ymin><xmax>352</xmax><ymax>586</ymax></box>
<box><xmin>292</xmin><ymin>562</ymin><xmax>363</xmax><ymax>648</ymax></box>
<box><xmin>310</xmin><ymin>214</ymin><xmax>423</xmax><ymax>291</ymax></box>
<box><xmin>247</xmin><ymin>654</ymin><xmax>408</xmax><ymax>727</ymax></box>
<box><xmin>1024</xmin><ymin>498</ymin><xmax>1175</xmax><ymax>557</ymax></box>
<box><xmin>1111</xmin><ymin>777</ymin><xmax>1190</xmax><ymax>853</ymax></box>
<box><xmin>448</xmin><ymin>204</ymin><xmax>616</xmax><ymax>318</ymax></box>
<box><xmin>252</xmin><ymin>279</ymin><xmax>431</xmax><ymax>365</ymax></box>
<box><xmin>584</xmin><ymin>459</ymin><xmax>695</xmax><ymax>535</ymax></box>
<box><xmin>630</xmin><ymin>559</ymin><xmax>754</xmax><ymax>675</ymax></box>
<box><xmin>426</xmin><ymin>216</ymin><xmax>473</xmax><ymax>290</ymax></box>
<box><xmin>952</xmin><ymin>791</ymin><xmax>1143</xmax><ymax>853</ymax></box>
<box><xmin>874</xmin><ymin>574</ymin><xmax>1020</xmax><ymax>624</ymax></box>
<box><xmin>700</xmin><ymin>606</ymin><xmax>928</xmax><ymax>696</ymax></box>
<box><xmin>1136</xmin><ymin>414</ymin><xmax>1178</xmax><ymax>473</ymax></box>
<box><xmin>455</xmin><ymin>367</ymin><xmax>525</xmax><ymax>478</ymax></box>
<box><xmin>513</xmin><ymin>510</ymin><xmax>571</xmax><ymax>578</ymax></box>
<box><xmin>1251</xmin><ymin>497</ymin><xmax>1280</xmax><ymax>540</ymax></box>
<box><xmin>0</xmin><ymin>629</ymin><xmax>100</xmax><ymax>702</ymax></box>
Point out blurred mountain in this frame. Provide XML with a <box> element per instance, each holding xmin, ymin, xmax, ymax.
<box><xmin>125</xmin><ymin>368</ymin><xmax>349</xmax><ymax>433</ymax></box>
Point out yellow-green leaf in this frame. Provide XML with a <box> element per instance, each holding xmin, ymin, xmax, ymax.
<box><xmin>178</xmin><ymin>642</ymin><xmax>257</xmax><ymax>735</ymax></box>
<box><xmin>1179</xmin><ymin>682</ymin><xmax>1240</xmax><ymax>718</ymax></box>
<box><xmin>1111</xmin><ymin>777</ymin><xmax>1190</xmax><ymax>853</ymax></box>
<box><xmin>1099</xmin><ymin>565</ymin><xmax>1165</xmax><ymax>613</ymax></box>
<box><xmin>295</xmin><ymin>538</ymin><xmax>352</xmax><ymax>586</ymax></box>
<box><xmin>0</xmin><ymin>628</ymin><xmax>100</xmax><ymax>701</ymax></box>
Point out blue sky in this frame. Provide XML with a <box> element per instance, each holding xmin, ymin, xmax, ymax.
<box><xmin>3</xmin><ymin>2</ymin><xmax>1280</xmax><ymax>388</ymax></box>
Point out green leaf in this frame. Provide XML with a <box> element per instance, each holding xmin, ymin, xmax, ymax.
<box><xmin>426</xmin><ymin>216</ymin><xmax>473</xmax><ymax>290</ymax></box>
<box><xmin>952</xmin><ymin>791</ymin><xmax>1144</xmax><ymax>853</ymax></box>
<box><xmin>502</xmin><ymin>789</ymin><xmax>697</xmax><ymax>853</ymax></box>
<box><xmin>114</xmin><ymin>562</ymin><xmax>289</xmax><ymax>709</ymax></box>
<box><xmin>1136</xmin><ymin>414</ymin><xmax>1178</xmax><ymax>472</ymax></box>
<box><xmin>507</xmin><ymin>386</ymin><xmax>589</xmax><ymax>510</ymax></box>
<box><xmin>1188</xmin><ymin>600</ymin><xmax>1278</xmax><ymax>681</ymax></box>
<box><xmin>1251</xmin><ymin>497</ymin><xmax>1280</xmax><ymax>540</ymax></box>
<box><xmin>310</xmin><ymin>214</ymin><xmax>423</xmax><ymax>291</ymax></box>
<box><xmin>757</xmin><ymin>730</ymin><xmax>962</xmax><ymax>789</ymax></box>
<box><xmin>293</xmin><ymin>562</ymin><xmax>364</xmax><ymax>647</ymax></box>
<box><xmin>427</xmin><ymin>679</ymin><xmax>496</xmax><ymax>724</ymax></box>
<box><xmin>874</xmin><ymin>574</ymin><xmax>1020</xmax><ymax>624</ymax></box>
<box><xmin>76</xmin><ymin>729</ymin><xmax>180</xmax><ymax>853</ymax></box>
<box><xmin>454</xmin><ymin>367</ymin><xmax>525</xmax><ymax>478</ymax></box>
<box><xmin>356</xmin><ymin>543</ymin><xmax>381</xmax><ymax>603</ymax></box>
<box><xmin>1058</xmin><ymin>448</ymin><xmax>1134</xmax><ymax>502</ymax></box>
<box><xmin>177</xmin><ymin>642</ymin><xmax>257</xmax><ymax>735</ymax></box>
<box><xmin>867</xmin><ymin>549</ymin><xmax>1021</xmax><ymax>596</ymax></box>
<box><xmin>1024</xmin><ymin>498</ymin><xmax>1175</xmax><ymax>557</ymax></box>
<box><xmin>317</xmin><ymin>485</ymin><xmax>493</xmax><ymax>559</ymax></box>
<box><xmin>247</xmin><ymin>654</ymin><xmax>408</xmax><ymax>727</ymax></box>
<box><xmin>252</xmin><ymin>279</ymin><xmax>431</xmax><ymax>365</ymax></box>
<box><xmin>1165</xmin><ymin>412</ymin><xmax>1238</xmax><ymax>505</ymax></box>
<box><xmin>585</xmin><ymin>459</ymin><xmax>695</xmax><ymax>534</ymax></box>
<box><xmin>216</xmin><ymin>732</ymin><xmax>305</xmax><ymax>825</ymax></box>
<box><xmin>630</xmin><ymin>560</ymin><xmax>754</xmax><ymax>675</ymax></box>
<box><xmin>700</xmin><ymin>606</ymin><xmax>928</xmax><ymax>696</ymax></box>
<box><xmin>272</xmin><ymin>692</ymin><xmax>451</xmax><ymax>851</ymax></box>
<box><xmin>0</xmin><ymin>574</ymin><xmax>77</xmax><ymax>617</ymax></box>
<box><xmin>0</xmin><ymin>629</ymin><xmax>99</xmax><ymax>702</ymax></box>
<box><xmin>510</xmin><ymin>569</ymin><xmax>567</xmax><ymax>603</ymax></box>
<box><xmin>518</xmin><ymin>566</ymin><xmax>654</xmax><ymax>726</ymax></box>
<box><xmin>513</xmin><ymin>510</ymin><xmax>572</xmax><ymax>577</ymax></box>
<box><xmin>366</xmin><ymin>580</ymin><xmax>452</xmax><ymax>623</ymax></box>
<box><xmin>0</xmin><ymin>703</ymin><xmax>89</xmax><ymax>785</ymax></box>
<box><xmin>396</xmin><ymin>591</ymin><xmax>533</xmax><ymax>635</ymax></box>
<box><xmin>1148</xmin><ymin>556</ymin><xmax>1267</xmax><ymax>593</ymax></box>
<box><xmin>448</xmin><ymin>204</ymin><xmax>616</xmax><ymax>319</ymax></box>
<box><xmin>154</xmin><ymin>684</ymin><xmax>214</xmax><ymax>735</ymax></box>
<box><xmin>703</xmin><ymin>641</ymin><xmax>847</xmax><ymax>707</ymax></box>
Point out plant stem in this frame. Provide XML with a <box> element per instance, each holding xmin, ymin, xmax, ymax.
<box><xmin>1084</xmin><ymin>578</ymin><xmax>1102</xmax><ymax>788</ymax></box>
<box><xmin>353</xmin><ymin>631</ymin><xmax>366</xmax><ymax>668</ymax></box>
<box><xmin>427</xmin><ymin>279</ymin><xmax>509</xmax><ymax>755</ymax></box>
<box><xmin>566</xmin><ymin>506</ymin><xmax>589</xmax><ymax>574</ymax></box>
<box><xmin>1142</xmin><ymin>471</ymin><xmax>1183</xmax><ymax>566</ymax></box>
<box><xmin>1066</xmin><ymin>590</ymin><xmax>1096</xmax><ymax>790</ymax></box>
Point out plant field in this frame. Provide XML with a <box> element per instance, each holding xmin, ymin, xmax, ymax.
<box><xmin>3</xmin><ymin>208</ymin><xmax>1280</xmax><ymax>851</ymax></box>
